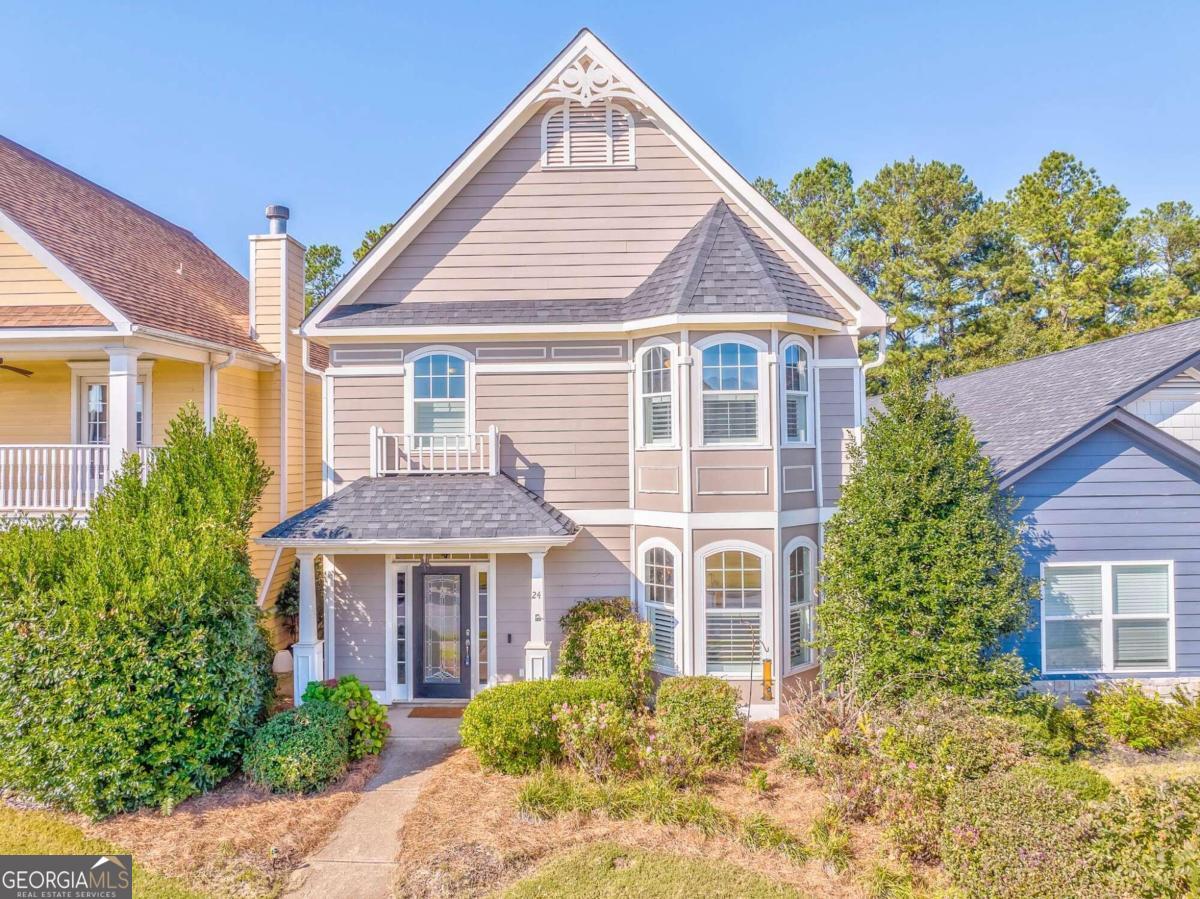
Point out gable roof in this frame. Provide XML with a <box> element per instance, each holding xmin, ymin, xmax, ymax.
<box><xmin>934</xmin><ymin>317</ymin><xmax>1200</xmax><ymax>484</ymax></box>
<box><xmin>303</xmin><ymin>29</ymin><xmax>884</xmax><ymax>336</ymax></box>
<box><xmin>0</xmin><ymin>135</ymin><xmax>265</xmax><ymax>354</ymax></box>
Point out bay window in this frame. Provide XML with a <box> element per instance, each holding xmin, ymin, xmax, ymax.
<box><xmin>1043</xmin><ymin>562</ymin><xmax>1173</xmax><ymax>673</ymax></box>
<box><xmin>639</xmin><ymin>345</ymin><xmax>674</xmax><ymax>447</ymax></box>
<box><xmin>700</xmin><ymin>341</ymin><xmax>760</xmax><ymax>445</ymax></box>
<box><xmin>641</xmin><ymin>544</ymin><xmax>677</xmax><ymax>672</ymax></box>
<box><xmin>704</xmin><ymin>548</ymin><xmax>763</xmax><ymax>674</ymax></box>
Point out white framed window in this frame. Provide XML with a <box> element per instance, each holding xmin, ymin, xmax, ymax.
<box><xmin>541</xmin><ymin>99</ymin><xmax>635</xmax><ymax>168</ymax></box>
<box><xmin>780</xmin><ymin>339</ymin><xmax>812</xmax><ymax>445</ymax></box>
<box><xmin>71</xmin><ymin>364</ymin><xmax>152</xmax><ymax>447</ymax></box>
<box><xmin>638</xmin><ymin>540</ymin><xmax>680</xmax><ymax>673</ymax></box>
<box><xmin>784</xmin><ymin>538</ymin><xmax>817</xmax><ymax>671</ymax></box>
<box><xmin>701</xmin><ymin>545</ymin><xmax>767</xmax><ymax>676</ymax></box>
<box><xmin>636</xmin><ymin>342</ymin><xmax>675</xmax><ymax>448</ymax></box>
<box><xmin>1042</xmin><ymin>562</ymin><xmax>1174</xmax><ymax>674</ymax></box>
<box><xmin>404</xmin><ymin>347</ymin><xmax>474</xmax><ymax>446</ymax></box>
<box><xmin>695</xmin><ymin>335</ymin><xmax>768</xmax><ymax>447</ymax></box>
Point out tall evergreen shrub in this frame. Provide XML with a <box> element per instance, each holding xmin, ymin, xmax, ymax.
<box><xmin>0</xmin><ymin>405</ymin><xmax>274</xmax><ymax>817</ymax></box>
<box><xmin>816</xmin><ymin>364</ymin><xmax>1035</xmax><ymax>699</ymax></box>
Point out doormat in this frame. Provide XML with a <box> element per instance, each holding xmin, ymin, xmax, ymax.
<box><xmin>408</xmin><ymin>707</ymin><xmax>465</xmax><ymax>718</ymax></box>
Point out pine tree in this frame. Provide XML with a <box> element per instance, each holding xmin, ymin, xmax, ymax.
<box><xmin>816</xmin><ymin>364</ymin><xmax>1035</xmax><ymax>699</ymax></box>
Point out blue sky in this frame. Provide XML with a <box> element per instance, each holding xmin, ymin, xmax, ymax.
<box><xmin>3</xmin><ymin>1</ymin><xmax>1197</xmax><ymax>273</ymax></box>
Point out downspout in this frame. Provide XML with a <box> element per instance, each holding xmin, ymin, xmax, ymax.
<box><xmin>205</xmin><ymin>351</ymin><xmax>237</xmax><ymax>431</ymax></box>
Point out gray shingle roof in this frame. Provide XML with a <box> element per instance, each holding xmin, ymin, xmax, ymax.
<box><xmin>262</xmin><ymin>474</ymin><xmax>577</xmax><ymax>542</ymax></box>
<box><xmin>934</xmin><ymin>318</ymin><xmax>1200</xmax><ymax>478</ymax></box>
<box><xmin>321</xmin><ymin>200</ymin><xmax>846</xmax><ymax>330</ymax></box>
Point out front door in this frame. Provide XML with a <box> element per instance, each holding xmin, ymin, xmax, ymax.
<box><xmin>413</xmin><ymin>566</ymin><xmax>471</xmax><ymax>699</ymax></box>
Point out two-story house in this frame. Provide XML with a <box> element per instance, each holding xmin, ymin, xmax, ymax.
<box><xmin>0</xmin><ymin>135</ymin><xmax>322</xmax><ymax>624</ymax></box>
<box><xmin>266</xmin><ymin>30</ymin><xmax>886</xmax><ymax>717</ymax></box>
<box><xmin>938</xmin><ymin>319</ymin><xmax>1200</xmax><ymax>700</ymax></box>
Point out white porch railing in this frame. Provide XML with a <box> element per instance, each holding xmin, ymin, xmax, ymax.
<box><xmin>0</xmin><ymin>444</ymin><xmax>157</xmax><ymax>514</ymax></box>
<box><xmin>370</xmin><ymin>426</ymin><xmax>499</xmax><ymax>476</ymax></box>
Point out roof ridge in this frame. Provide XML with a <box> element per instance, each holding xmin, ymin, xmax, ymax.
<box><xmin>672</xmin><ymin>199</ymin><xmax>728</xmax><ymax>314</ymax></box>
<box><xmin>937</xmin><ymin>316</ymin><xmax>1200</xmax><ymax>389</ymax></box>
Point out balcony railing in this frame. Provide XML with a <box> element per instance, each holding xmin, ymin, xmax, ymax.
<box><xmin>0</xmin><ymin>444</ymin><xmax>156</xmax><ymax>514</ymax></box>
<box><xmin>370</xmin><ymin>426</ymin><xmax>498</xmax><ymax>476</ymax></box>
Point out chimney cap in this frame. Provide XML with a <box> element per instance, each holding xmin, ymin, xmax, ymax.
<box><xmin>265</xmin><ymin>205</ymin><xmax>290</xmax><ymax>234</ymax></box>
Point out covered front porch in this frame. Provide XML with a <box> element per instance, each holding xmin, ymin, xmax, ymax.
<box><xmin>261</xmin><ymin>473</ymin><xmax>580</xmax><ymax>703</ymax></box>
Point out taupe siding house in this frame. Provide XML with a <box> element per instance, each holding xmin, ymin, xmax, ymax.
<box><xmin>265</xmin><ymin>30</ymin><xmax>886</xmax><ymax>717</ymax></box>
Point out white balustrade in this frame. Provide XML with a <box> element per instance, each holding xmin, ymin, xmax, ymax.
<box><xmin>370</xmin><ymin>426</ymin><xmax>499</xmax><ymax>476</ymax></box>
<box><xmin>0</xmin><ymin>444</ymin><xmax>157</xmax><ymax>514</ymax></box>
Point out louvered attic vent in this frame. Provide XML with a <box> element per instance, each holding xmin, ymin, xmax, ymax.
<box><xmin>541</xmin><ymin>99</ymin><xmax>634</xmax><ymax>168</ymax></box>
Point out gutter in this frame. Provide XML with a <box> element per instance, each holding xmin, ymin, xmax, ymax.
<box><xmin>130</xmin><ymin>324</ymin><xmax>277</xmax><ymax>366</ymax></box>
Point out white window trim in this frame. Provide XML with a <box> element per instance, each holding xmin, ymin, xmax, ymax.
<box><xmin>540</xmin><ymin>98</ymin><xmax>636</xmax><ymax>169</ymax></box>
<box><xmin>783</xmin><ymin>535</ymin><xmax>819</xmax><ymax>674</ymax></box>
<box><xmin>637</xmin><ymin>537</ymin><xmax>683</xmax><ymax>674</ymax></box>
<box><xmin>634</xmin><ymin>338</ymin><xmax>679</xmax><ymax>450</ymax></box>
<box><xmin>692</xmin><ymin>333</ymin><xmax>771</xmax><ymax>450</ymax></box>
<box><xmin>695</xmin><ymin>540</ymin><xmax>774</xmax><ymax>680</ymax></box>
<box><xmin>69</xmin><ymin>361</ymin><xmax>155</xmax><ymax>447</ymax></box>
<box><xmin>779</xmin><ymin>336</ymin><xmax>815</xmax><ymax>448</ymax></box>
<box><xmin>1040</xmin><ymin>560</ymin><xmax>1176</xmax><ymax>675</ymax></box>
<box><xmin>402</xmin><ymin>346</ymin><xmax>476</xmax><ymax>438</ymax></box>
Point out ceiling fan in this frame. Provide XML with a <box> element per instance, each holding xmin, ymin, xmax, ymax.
<box><xmin>0</xmin><ymin>358</ymin><xmax>33</xmax><ymax>378</ymax></box>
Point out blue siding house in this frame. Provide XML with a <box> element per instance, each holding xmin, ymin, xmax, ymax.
<box><xmin>938</xmin><ymin>319</ymin><xmax>1200</xmax><ymax>698</ymax></box>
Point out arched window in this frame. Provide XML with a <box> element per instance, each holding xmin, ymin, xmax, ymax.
<box><xmin>639</xmin><ymin>344</ymin><xmax>674</xmax><ymax>447</ymax></box>
<box><xmin>781</xmin><ymin>342</ymin><xmax>811</xmax><ymax>445</ymax></box>
<box><xmin>700</xmin><ymin>341</ymin><xmax>761</xmax><ymax>445</ymax></box>
<box><xmin>541</xmin><ymin>100</ymin><xmax>634</xmax><ymax>168</ymax></box>
<box><xmin>703</xmin><ymin>548</ymin><xmax>764</xmax><ymax>674</ymax></box>
<box><xmin>641</xmin><ymin>544</ymin><xmax>677</xmax><ymax>672</ymax></box>
<box><xmin>406</xmin><ymin>350</ymin><xmax>473</xmax><ymax>453</ymax></box>
<box><xmin>785</xmin><ymin>542</ymin><xmax>815</xmax><ymax>669</ymax></box>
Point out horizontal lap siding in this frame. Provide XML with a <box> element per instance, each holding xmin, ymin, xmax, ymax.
<box><xmin>353</xmin><ymin>102</ymin><xmax>845</xmax><ymax>312</ymax></box>
<box><xmin>818</xmin><ymin>368</ymin><xmax>856</xmax><ymax>504</ymax></box>
<box><xmin>0</xmin><ymin>228</ymin><xmax>79</xmax><ymax>304</ymax></box>
<box><xmin>331</xmin><ymin>554</ymin><xmax>387</xmax><ymax>690</ymax></box>
<box><xmin>477</xmin><ymin>371</ymin><xmax>629</xmax><ymax>509</ymax></box>
<box><xmin>1014</xmin><ymin>424</ymin><xmax>1200</xmax><ymax>673</ymax></box>
<box><xmin>149</xmin><ymin>360</ymin><xmax>202</xmax><ymax>445</ymax></box>
<box><xmin>330</xmin><ymin>375</ymin><xmax>403</xmax><ymax>487</ymax></box>
<box><xmin>0</xmin><ymin>361</ymin><xmax>71</xmax><ymax>443</ymax></box>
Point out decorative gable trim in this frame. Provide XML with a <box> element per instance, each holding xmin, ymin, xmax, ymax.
<box><xmin>303</xmin><ymin>29</ymin><xmax>885</xmax><ymax>336</ymax></box>
<box><xmin>537</xmin><ymin>54</ymin><xmax>639</xmax><ymax>107</ymax></box>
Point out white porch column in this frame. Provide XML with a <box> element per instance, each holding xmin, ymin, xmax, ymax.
<box><xmin>293</xmin><ymin>551</ymin><xmax>325</xmax><ymax>702</ymax></box>
<box><xmin>106</xmin><ymin>347</ymin><xmax>140</xmax><ymax>461</ymax></box>
<box><xmin>524</xmin><ymin>550</ymin><xmax>552</xmax><ymax>680</ymax></box>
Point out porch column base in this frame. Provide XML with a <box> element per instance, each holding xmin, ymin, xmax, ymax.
<box><xmin>293</xmin><ymin>640</ymin><xmax>325</xmax><ymax>702</ymax></box>
<box><xmin>524</xmin><ymin>642</ymin><xmax>552</xmax><ymax>680</ymax></box>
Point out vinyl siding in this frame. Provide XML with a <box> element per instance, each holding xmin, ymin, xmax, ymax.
<box><xmin>0</xmin><ymin>228</ymin><xmax>81</xmax><ymax>305</ymax></box>
<box><xmin>0</xmin><ymin>361</ymin><xmax>71</xmax><ymax>443</ymax></box>
<box><xmin>330</xmin><ymin>374</ymin><xmax>403</xmax><ymax>487</ymax></box>
<box><xmin>818</xmin><ymin>367</ymin><xmax>856</xmax><ymax>504</ymax></box>
<box><xmin>1128</xmin><ymin>373</ymin><xmax>1200</xmax><ymax>450</ymax></box>
<box><xmin>331</xmin><ymin>553</ymin><xmax>387</xmax><ymax>690</ymax></box>
<box><xmin>148</xmin><ymin>360</ymin><xmax>202</xmax><ymax>446</ymax></box>
<box><xmin>354</xmin><ymin>101</ymin><xmax>847</xmax><ymax>315</ymax></box>
<box><xmin>1013</xmin><ymin>422</ymin><xmax>1200</xmax><ymax>675</ymax></box>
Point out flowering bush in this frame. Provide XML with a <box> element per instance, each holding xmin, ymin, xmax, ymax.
<box><xmin>302</xmin><ymin>675</ymin><xmax>390</xmax><ymax>759</ymax></box>
<box><xmin>554</xmin><ymin>699</ymin><xmax>644</xmax><ymax>781</ymax></box>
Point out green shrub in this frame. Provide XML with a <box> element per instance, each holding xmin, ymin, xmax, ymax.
<box><xmin>654</xmin><ymin>676</ymin><xmax>744</xmax><ymax>772</ymax></box>
<box><xmin>557</xmin><ymin>597</ymin><xmax>635</xmax><ymax>677</ymax></box>
<box><xmin>941</xmin><ymin>765</ymin><xmax>1100</xmax><ymax>899</ymax></box>
<box><xmin>555</xmin><ymin>699</ymin><xmax>644</xmax><ymax>781</ymax></box>
<box><xmin>0</xmin><ymin>407</ymin><xmax>273</xmax><ymax>818</ymax></box>
<box><xmin>1025</xmin><ymin>761</ymin><xmax>1111</xmax><ymax>802</ymax></box>
<box><xmin>302</xmin><ymin>675</ymin><xmax>390</xmax><ymax>759</ymax></box>
<box><xmin>461</xmin><ymin>678</ymin><xmax>625</xmax><ymax>774</ymax></box>
<box><xmin>243</xmin><ymin>701</ymin><xmax>351</xmax><ymax>794</ymax></box>
<box><xmin>575</xmin><ymin>617</ymin><xmax>655</xmax><ymax>707</ymax></box>
<box><xmin>1006</xmin><ymin>692</ymin><xmax>1098</xmax><ymax>759</ymax></box>
<box><xmin>1089</xmin><ymin>682</ymin><xmax>1187</xmax><ymax>751</ymax></box>
<box><xmin>1092</xmin><ymin>777</ymin><xmax>1200</xmax><ymax>897</ymax></box>
<box><xmin>1171</xmin><ymin>686</ymin><xmax>1200</xmax><ymax>739</ymax></box>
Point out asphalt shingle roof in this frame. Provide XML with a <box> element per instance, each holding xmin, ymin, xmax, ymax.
<box><xmin>322</xmin><ymin>200</ymin><xmax>847</xmax><ymax>330</ymax></box>
<box><xmin>934</xmin><ymin>318</ymin><xmax>1200</xmax><ymax>477</ymax></box>
<box><xmin>0</xmin><ymin>135</ymin><xmax>264</xmax><ymax>354</ymax></box>
<box><xmin>263</xmin><ymin>474</ymin><xmax>577</xmax><ymax>542</ymax></box>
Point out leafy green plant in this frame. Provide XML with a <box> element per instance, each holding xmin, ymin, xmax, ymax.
<box><xmin>1005</xmin><ymin>691</ymin><xmax>1099</xmax><ymax>759</ymax></box>
<box><xmin>302</xmin><ymin>675</ymin><xmax>390</xmax><ymax>759</ymax></box>
<box><xmin>1091</xmin><ymin>776</ymin><xmax>1200</xmax><ymax>897</ymax></box>
<box><xmin>746</xmin><ymin>767</ymin><xmax>769</xmax><ymax>794</ymax></box>
<box><xmin>809</xmin><ymin>805</ymin><xmax>852</xmax><ymax>874</ymax></box>
<box><xmin>654</xmin><ymin>676</ymin><xmax>744</xmax><ymax>773</ymax></box>
<box><xmin>1024</xmin><ymin>761</ymin><xmax>1111</xmax><ymax>802</ymax></box>
<box><xmin>243</xmin><ymin>700</ymin><xmax>351</xmax><ymax>794</ymax></box>
<box><xmin>576</xmin><ymin>617</ymin><xmax>655</xmax><ymax>708</ymax></box>
<box><xmin>859</xmin><ymin>859</ymin><xmax>919</xmax><ymax>899</ymax></box>
<box><xmin>0</xmin><ymin>407</ymin><xmax>273</xmax><ymax>818</ymax></box>
<box><xmin>1088</xmin><ymin>682</ymin><xmax>1187</xmax><ymax>751</ymax></box>
<box><xmin>554</xmin><ymin>699</ymin><xmax>644</xmax><ymax>781</ymax></box>
<box><xmin>461</xmin><ymin>678</ymin><xmax>625</xmax><ymax>774</ymax></box>
<box><xmin>740</xmin><ymin>812</ymin><xmax>808</xmax><ymax>862</ymax></box>
<box><xmin>557</xmin><ymin>597</ymin><xmax>635</xmax><ymax>677</ymax></box>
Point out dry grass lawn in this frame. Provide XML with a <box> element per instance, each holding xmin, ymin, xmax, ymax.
<box><xmin>393</xmin><ymin>724</ymin><xmax>913</xmax><ymax>899</ymax></box>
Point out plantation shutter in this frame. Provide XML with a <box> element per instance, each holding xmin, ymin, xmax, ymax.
<box><xmin>789</xmin><ymin>600</ymin><xmax>812</xmax><ymax>669</ymax></box>
<box><xmin>785</xmin><ymin>394</ymin><xmax>808</xmax><ymax>443</ymax></box>
<box><xmin>702</xmin><ymin>395</ymin><xmax>758</xmax><ymax>443</ymax></box>
<box><xmin>706</xmin><ymin>612</ymin><xmax>761</xmax><ymax>674</ymax></box>
<box><xmin>1044</xmin><ymin>567</ymin><xmax>1102</xmax><ymax>616</ymax></box>
<box><xmin>644</xmin><ymin>395</ymin><xmax>672</xmax><ymax>444</ymax></box>
<box><xmin>648</xmin><ymin>606</ymin><xmax>676</xmax><ymax>673</ymax></box>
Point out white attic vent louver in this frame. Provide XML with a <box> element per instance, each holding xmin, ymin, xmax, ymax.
<box><xmin>540</xmin><ymin>99</ymin><xmax>635</xmax><ymax>168</ymax></box>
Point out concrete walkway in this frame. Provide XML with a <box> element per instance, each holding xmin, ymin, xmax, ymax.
<box><xmin>284</xmin><ymin>707</ymin><xmax>462</xmax><ymax>899</ymax></box>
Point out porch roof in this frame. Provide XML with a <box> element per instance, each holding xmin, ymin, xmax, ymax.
<box><xmin>261</xmin><ymin>473</ymin><xmax>577</xmax><ymax>545</ymax></box>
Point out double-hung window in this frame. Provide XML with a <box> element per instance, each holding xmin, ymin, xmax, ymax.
<box><xmin>786</xmin><ymin>544</ymin><xmax>815</xmax><ymax>669</ymax></box>
<box><xmin>704</xmin><ymin>549</ymin><xmax>763</xmax><ymax>674</ymax></box>
<box><xmin>1043</xmin><ymin>562</ymin><xmax>1172</xmax><ymax>673</ymax></box>
<box><xmin>642</xmin><ymin>546</ymin><xmax>677</xmax><ymax>672</ymax></box>
<box><xmin>639</xmin><ymin>346</ymin><xmax>674</xmax><ymax>447</ymax></box>
<box><xmin>701</xmin><ymin>342</ymin><xmax>759</xmax><ymax>445</ymax></box>
<box><xmin>412</xmin><ymin>353</ymin><xmax>468</xmax><ymax>446</ymax></box>
<box><xmin>79</xmin><ymin>378</ymin><xmax>147</xmax><ymax>446</ymax></box>
<box><xmin>781</xmin><ymin>343</ymin><xmax>811</xmax><ymax>444</ymax></box>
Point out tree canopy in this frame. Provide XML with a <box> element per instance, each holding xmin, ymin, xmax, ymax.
<box><xmin>302</xmin><ymin>221</ymin><xmax>396</xmax><ymax>313</ymax></box>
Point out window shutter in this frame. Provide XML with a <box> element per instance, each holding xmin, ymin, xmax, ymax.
<box><xmin>706</xmin><ymin>612</ymin><xmax>761</xmax><ymax>674</ymax></box>
<box><xmin>786</xmin><ymin>394</ymin><xmax>807</xmax><ymax>442</ymax></box>
<box><xmin>644</xmin><ymin>395</ymin><xmax>673</xmax><ymax>444</ymax></box>
<box><xmin>789</xmin><ymin>602</ymin><xmax>812</xmax><ymax>668</ymax></box>
<box><xmin>568</xmin><ymin>103</ymin><xmax>608</xmax><ymax>166</ymax></box>
<box><xmin>648</xmin><ymin>606</ymin><xmax>676</xmax><ymax>672</ymax></box>
<box><xmin>703</xmin><ymin>395</ymin><xmax>758</xmax><ymax>443</ymax></box>
<box><xmin>543</xmin><ymin>106</ymin><xmax>566</xmax><ymax>166</ymax></box>
<box><xmin>1044</xmin><ymin>567</ymin><xmax>1102</xmax><ymax>617</ymax></box>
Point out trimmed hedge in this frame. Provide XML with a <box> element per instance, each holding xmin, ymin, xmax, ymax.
<box><xmin>244</xmin><ymin>700</ymin><xmax>351</xmax><ymax>794</ymax></box>
<box><xmin>557</xmin><ymin>598</ymin><xmax>635</xmax><ymax>678</ymax></box>
<box><xmin>461</xmin><ymin>678</ymin><xmax>626</xmax><ymax>774</ymax></box>
<box><xmin>655</xmin><ymin>676</ymin><xmax>744</xmax><ymax>769</ymax></box>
